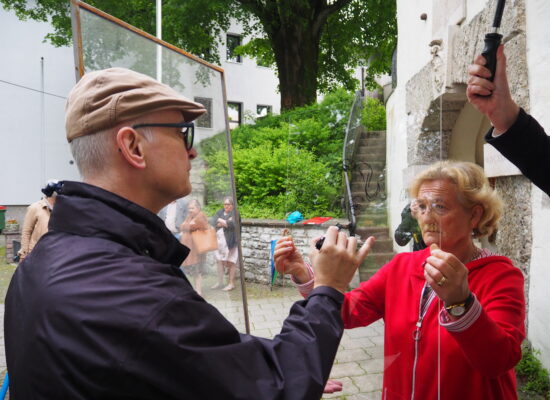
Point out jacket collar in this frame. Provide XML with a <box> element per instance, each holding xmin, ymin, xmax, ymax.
<box><xmin>49</xmin><ymin>181</ymin><xmax>189</xmax><ymax>265</ymax></box>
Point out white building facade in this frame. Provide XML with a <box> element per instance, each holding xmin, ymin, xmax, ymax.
<box><xmin>0</xmin><ymin>6</ymin><xmax>280</xmax><ymax>216</ymax></box>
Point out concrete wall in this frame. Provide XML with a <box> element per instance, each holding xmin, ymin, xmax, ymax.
<box><xmin>525</xmin><ymin>0</ymin><xmax>550</xmax><ymax>369</ymax></box>
<box><xmin>389</xmin><ymin>0</ymin><xmax>550</xmax><ymax>368</ymax></box>
<box><xmin>0</xmin><ymin>8</ymin><xmax>80</xmax><ymax>206</ymax></box>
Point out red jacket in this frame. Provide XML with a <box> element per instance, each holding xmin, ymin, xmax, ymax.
<box><xmin>342</xmin><ymin>247</ymin><xmax>525</xmax><ymax>400</ymax></box>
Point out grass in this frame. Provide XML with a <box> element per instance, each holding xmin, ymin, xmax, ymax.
<box><xmin>0</xmin><ymin>247</ymin><xmax>16</xmax><ymax>304</ymax></box>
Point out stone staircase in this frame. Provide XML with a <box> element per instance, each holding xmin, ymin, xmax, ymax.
<box><xmin>349</xmin><ymin>129</ymin><xmax>395</xmax><ymax>282</ymax></box>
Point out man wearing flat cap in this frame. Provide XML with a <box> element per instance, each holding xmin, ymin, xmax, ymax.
<box><xmin>4</xmin><ymin>68</ymin><xmax>372</xmax><ymax>399</ymax></box>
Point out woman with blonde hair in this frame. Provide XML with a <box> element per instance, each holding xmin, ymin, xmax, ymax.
<box><xmin>179</xmin><ymin>199</ymin><xmax>209</xmax><ymax>296</ymax></box>
<box><xmin>275</xmin><ymin>160</ymin><xmax>525</xmax><ymax>400</ymax></box>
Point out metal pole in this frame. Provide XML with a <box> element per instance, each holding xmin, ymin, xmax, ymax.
<box><xmin>156</xmin><ymin>0</ymin><xmax>162</xmax><ymax>82</ymax></box>
<box><xmin>40</xmin><ymin>57</ymin><xmax>46</xmax><ymax>186</ymax></box>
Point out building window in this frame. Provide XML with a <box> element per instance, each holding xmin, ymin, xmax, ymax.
<box><xmin>256</xmin><ymin>105</ymin><xmax>272</xmax><ymax>118</ymax></box>
<box><xmin>226</xmin><ymin>34</ymin><xmax>242</xmax><ymax>63</ymax></box>
<box><xmin>228</xmin><ymin>102</ymin><xmax>242</xmax><ymax>130</ymax></box>
<box><xmin>193</xmin><ymin>97</ymin><xmax>212</xmax><ymax>128</ymax></box>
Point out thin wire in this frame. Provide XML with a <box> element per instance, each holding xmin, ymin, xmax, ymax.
<box><xmin>282</xmin><ymin>116</ymin><xmax>292</xmax><ymax>289</ymax></box>
<box><xmin>0</xmin><ymin>79</ymin><xmax>67</xmax><ymax>99</ymax></box>
<box><xmin>437</xmin><ymin>76</ymin><xmax>444</xmax><ymax>400</ymax></box>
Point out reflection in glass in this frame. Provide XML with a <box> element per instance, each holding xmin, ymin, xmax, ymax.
<box><xmin>77</xmin><ymin>5</ymin><xmax>246</xmax><ymax>331</ymax></box>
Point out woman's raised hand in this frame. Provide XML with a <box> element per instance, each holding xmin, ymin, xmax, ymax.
<box><xmin>273</xmin><ymin>236</ymin><xmax>311</xmax><ymax>284</ymax></box>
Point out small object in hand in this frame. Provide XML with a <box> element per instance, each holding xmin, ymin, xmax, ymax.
<box><xmin>315</xmin><ymin>223</ymin><xmax>344</xmax><ymax>250</ymax></box>
<box><xmin>282</xmin><ymin>228</ymin><xmax>290</xmax><ymax>237</ymax></box>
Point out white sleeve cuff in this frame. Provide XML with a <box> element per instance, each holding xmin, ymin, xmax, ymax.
<box><xmin>291</xmin><ymin>261</ymin><xmax>315</xmax><ymax>298</ymax></box>
<box><xmin>439</xmin><ymin>294</ymin><xmax>482</xmax><ymax>332</ymax></box>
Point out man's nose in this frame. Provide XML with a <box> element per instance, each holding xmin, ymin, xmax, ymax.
<box><xmin>188</xmin><ymin>147</ymin><xmax>198</xmax><ymax>160</ymax></box>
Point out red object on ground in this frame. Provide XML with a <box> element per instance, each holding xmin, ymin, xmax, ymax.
<box><xmin>302</xmin><ymin>217</ymin><xmax>332</xmax><ymax>225</ymax></box>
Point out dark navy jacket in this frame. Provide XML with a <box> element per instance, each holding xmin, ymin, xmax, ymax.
<box><xmin>5</xmin><ymin>181</ymin><xmax>344</xmax><ymax>399</ymax></box>
<box><xmin>485</xmin><ymin>108</ymin><xmax>550</xmax><ymax>196</ymax></box>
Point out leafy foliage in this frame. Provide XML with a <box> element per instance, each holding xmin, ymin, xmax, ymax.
<box><xmin>361</xmin><ymin>97</ymin><xmax>387</xmax><ymax>131</ymax></box>
<box><xmin>0</xmin><ymin>0</ymin><xmax>396</xmax><ymax>109</ymax></box>
<box><xmin>200</xmin><ymin>89</ymin><xmax>356</xmax><ymax>219</ymax></box>
<box><xmin>516</xmin><ymin>344</ymin><xmax>550</xmax><ymax>398</ymax></box>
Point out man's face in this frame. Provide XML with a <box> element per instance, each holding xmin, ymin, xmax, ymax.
<box><xmin>139</xmin><ymin>110</ymin><xmax>197</xmax><ymax>203</ymax></box>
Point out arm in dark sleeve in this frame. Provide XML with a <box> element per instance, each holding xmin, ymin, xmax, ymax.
<box><xmin>486</xmin><ymin>108</ymin><xmax>550</xmax><ymax>196</ymax></box>
<box><xmin>125</xmin><ymin>287</ymin><xmax>344</xmax><ymax>399</ymax></box>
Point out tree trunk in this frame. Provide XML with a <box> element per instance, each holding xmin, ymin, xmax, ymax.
<box><xmin>272</xmin><ymin>24</ymin><xmax>321</xmax><ymax>111</ymax></box>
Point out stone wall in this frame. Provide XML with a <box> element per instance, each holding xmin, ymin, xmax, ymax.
<box><xmin>239</xmin><ymin>219</ymin><xmax>345</xmax><ymax>285</ymax></box>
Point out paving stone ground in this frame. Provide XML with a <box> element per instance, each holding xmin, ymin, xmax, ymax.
<box><xmin>208</xmin><ymin>282</ymin><xmax>385</xmax><ymax>400</ymax></box>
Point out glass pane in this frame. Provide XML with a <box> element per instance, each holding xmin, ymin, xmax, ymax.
<box><xmin>77</xmin><ymin>5</ymin><xmax>247</xmax><ymax>332</ymax></box>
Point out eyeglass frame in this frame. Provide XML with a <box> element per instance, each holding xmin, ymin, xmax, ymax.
<box><xmin>410</xmin><ymin>198</ymin><xmax>450</xmax><ymax>217</ymax></box>
<box><xmin>131</xmin><ymin>121</ymin><xmax>194</xmax><ymax>151</ymax></box>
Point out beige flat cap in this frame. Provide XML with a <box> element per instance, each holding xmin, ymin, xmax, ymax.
<box><xmin>65</xmin><ymin>68</ymin><xmax>206</xmax><ymax>142</ymax></box>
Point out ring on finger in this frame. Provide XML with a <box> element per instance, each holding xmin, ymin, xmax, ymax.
<box><xmin>437</xmin><ymin>276</ymin><xmax>447</xmax><ymax>287</ymax></box>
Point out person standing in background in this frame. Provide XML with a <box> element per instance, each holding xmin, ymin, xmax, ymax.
<box><xmin>159</xmin><ymin>197</ymin><xmax>188</xmax><ymax>239</ymax></box>
<box><xmin>179</xmin><ymin>199</ymin><xmax>209</xmax><ymax>296</ymax></box>
<box><xmin>211</xmin><ymin>197</ymin><xmax>238</xmax><ymax>291</ymax></box>
<box><xmin>18</xmin><ymin>180</ymin><xmax>59</xmax><ymax>261</ymax></box>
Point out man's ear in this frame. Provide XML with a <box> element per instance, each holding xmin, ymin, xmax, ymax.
<box><xmin>116</xmin><ymin>127</ymin><xmax>147</xmax><ymax>169</ymax></box>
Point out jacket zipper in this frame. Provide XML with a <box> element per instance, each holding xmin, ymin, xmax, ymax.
<box><xmin>410</xmin><ymin>283</ymin><xmax>429</xmax><ymax>400</ymax></box>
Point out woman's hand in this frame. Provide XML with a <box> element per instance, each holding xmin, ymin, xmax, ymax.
<box><xmin>273</xmin><ymin>236</ymin><xmax>310</xmax><ymax>283</ymax></box>
<box><xmin>424</xmin><ymin>244</ymin><xmax>470</xmax><ymax>305</ymax></box>
<box><xmin>217</xmin><ymin>218</ymin><xmax>227</xmax><ymax>228</ymax></box>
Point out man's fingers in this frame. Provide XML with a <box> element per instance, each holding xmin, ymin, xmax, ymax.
<box><xmin>469</xmin><ymin>61</ymin><xmax>492</xmax><ymax>79</ymax></box>
<box><xmin>474</xmin><ymin>53</ymin><xmax>487</xmax><ymax>66</ymax></box>
<box><xmin>356</xmin><ymin>236</ymin><xmax>375</xmax><ymax>264</ymax></box>
<box><xmin>346</xmin><ymin>235</ymin><xmax>358</xmax><ymax>252</ymax></box>
<box><xmin>467</xmin><ymin>83</ymin><xmax>493</xmax><ymax>98</ymax></box>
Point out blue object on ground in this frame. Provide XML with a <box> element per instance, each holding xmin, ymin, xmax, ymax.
<box><xmin>0</xmin><ymin>372</ymin><xmax>9</xmax><ymax>399</ymax></box>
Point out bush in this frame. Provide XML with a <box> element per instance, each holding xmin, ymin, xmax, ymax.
<box><xmin>516</xmin><ymin>344</ymin><xmax>550</xmax><ymax>398</ymax></box>
<box><xmin>361</xmin><ymin>96</ymin><xmax>386</xmax><ymax>131</ymax></box>
<box><xmin>200</xmin><ymin>89</ymin><xmax>355</xmax><ymax>219</ymax></box>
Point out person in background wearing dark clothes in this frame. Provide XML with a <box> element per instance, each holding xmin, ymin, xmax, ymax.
<box><xmin>4</xmin><ymin>67</ymin><xmax>374</xmax><ymax>400</ymax></box>
<box><xmin>211</xmin><ymin>196</ymin><xmax>238</xmax><ymax>291</ymax></box>
<box><xmin>394</xmin><ymin>202</ymin><xmax>427</xmax><ymax>251</ymax></box>
<box><xmin>467</xmin><ymin>45</ymin><xmax>550</xmax><ymax>196</ymax></box>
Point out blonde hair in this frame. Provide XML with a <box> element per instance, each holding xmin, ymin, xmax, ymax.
<box><xmin>409</xmin><ymin>161</ymin><xmax>503</xmax><ymax>238</ymax></box>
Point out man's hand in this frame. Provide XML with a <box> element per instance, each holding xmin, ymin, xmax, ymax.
<box><xmin>466</xmin><ymin>45</ymin><xmax>520</xmax><ymax>135</ymax></box>
<box><xmin>311</xmin><ymin>226</ymin><xmax>375</xmax><ymax>293</ymax></box>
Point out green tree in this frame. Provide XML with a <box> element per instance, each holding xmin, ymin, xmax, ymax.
<box><xmin>1</xmin><ymin>0</ymin><xmax>396</xmax><ymax>110</ymax></box>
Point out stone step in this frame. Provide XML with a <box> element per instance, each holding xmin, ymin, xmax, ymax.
<box><xmin>359</xmin><ymin>252</ymin><xmax>395</xmax><ymax>281</ymax></box>
<box><xmin>356</xmin><ymin>147</ymin><xmax>386</xmax><ymax>158</ymax></box>
<box><xmin>362</xmin><ymin>130</ymin><xmax>386</xmax><ymax>138</ymax></box>
<box><xmin>358</xmin><ymin>138</ymin><xmax>385</xmax><ymax>147</ymax></box>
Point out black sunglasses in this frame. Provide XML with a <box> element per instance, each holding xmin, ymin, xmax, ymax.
<box><xmin>132</xmin><ymin>122</ymin><xmax>194</xmax><ymax>150</ymax></box>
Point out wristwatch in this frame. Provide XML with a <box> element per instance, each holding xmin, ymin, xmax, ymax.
<box><xmin>445</xmin><ymin>293</ymin><xmax>474</xmax><ymax>317</ymax></box>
